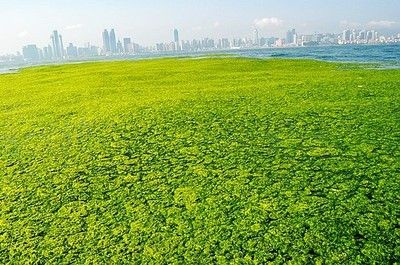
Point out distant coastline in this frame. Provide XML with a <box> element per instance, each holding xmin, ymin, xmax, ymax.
<box><xmin>0</xmin><ymin>68</ymin><xmax>19</xmax><ymax>74</ymax></box>
<box><xmin>1</xmin><ymin>43</ymin><xmax>399</xmax><ymax>74</ymax></box>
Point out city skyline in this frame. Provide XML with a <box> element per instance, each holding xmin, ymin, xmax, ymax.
<box><xmin>1</xmin><ymin>0</ymin><xmax>400</xmax><ymax>54</ymax></box>
<box><xmin>13</xmin><ymin>26</ymin><xmax>400</xmax><ymax>64</ymax></box>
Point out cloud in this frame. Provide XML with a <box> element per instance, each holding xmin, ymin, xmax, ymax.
<box><xmin>65</xmin><ymin>24</ymin><xmax>83</xmax><ymax>30</ymax></box>
<box><xmin>17</xmin><ymin>31</ymin><xmax>28</xmax><ymax>38</ymax></box>
<box><xmin>367</xmin><ymin>20</ymin><xmax>397</xmax><ymax>28</ymax></box>
<box><xmin>214</xmin><ymin>21</ymin><xmax>220</xmax><ymax>28</ymax></box>
<box><xmin>254</xmin><ymin>17</ymin><xmax>283</xmax><ymax>28</ymax></box>
<box><xmin>340</xmin><ymin>20</ymin><xmax>398</xmax><ymax>30</ymax></box>
<box><xmin>340</xmin><ymin>20</ymin><xmax>362</xmax><ymax>29</ymax></box>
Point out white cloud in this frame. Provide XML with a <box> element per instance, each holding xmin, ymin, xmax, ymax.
<box><xmin>65</xmin><ymin>24</ymin><xmax>83</xmax><ymax>30</ymax></box>
<box><xmin>17</xmin><ymin>31</ymin><xmax>28</xmax><ymax>38</ymax></box>
<box><xmin>214</xmin><ymin>21</ymin><xmax>220</xmax><ymax>28</ymax></box>
<box><xmin>254</xmin><ymin>17</ymin><xmax>283</xmax><ymax>28</ymax></box>
<box><xmin>367</xmin><ymin>20</ymin><xmax>397</xmax><ymax>28</ymax></box>
<box><xmin>340</xmin><ymin>20</ymin><xmax>362</xmax><ymax>29</ymax></box>
<box><xmin>340</xmin><ymin>20</ymin><xmax>398</xmax><ymax>30</ymax></box>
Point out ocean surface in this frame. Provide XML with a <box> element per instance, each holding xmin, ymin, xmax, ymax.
<box><xmin>231</xmin><ymin>44</ymin><xmax>400</xmax><ymax>66</ymax></box>
<box><xmin>1</xmin><ymin>44</ymin><xmax>399</xmax><ymax>74</ymax></box>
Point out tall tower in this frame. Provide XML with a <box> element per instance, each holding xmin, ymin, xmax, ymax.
<box><xmin>59</xmin><ymin>34</ymin><xmax>64</xmax><ymax>57</ymax></box>
<box><xmin>174</xmin><ymin>29</ymin><xmax>179</xmax><ymax>43</ymax></box>
<box><xmin>51</xmin><ymin>30</ymin><xmax>64</xmax><ymax>60</ymax></box>
<box><xmin>102</xmin><ymin>29</ymin><xmax>111</xmax><ymax>53</ymax></box>
<box><xmin>110</xmin><ymin>29</ymin><xmax>117</xmax><ymax>54</ymax></box>
<box><xmin>174</xmin><ymin>29</ymin><xmax>180</xmax><ymax>51</ymax></box>
<box><xmin>254</xmin><ymin>29</ymin><xmax>260</xmax><ymax>46</ymax></box>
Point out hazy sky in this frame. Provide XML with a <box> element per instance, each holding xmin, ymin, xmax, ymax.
<box><xmin>1</xmin><ymin>0</ymin><xmax>399</xmax><ymax>54</ymax></box>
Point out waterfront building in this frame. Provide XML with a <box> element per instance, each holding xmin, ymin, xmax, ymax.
<box><xmin>254</xmin><ymin>29</ymin><xmax>260</xmax><ymax>46</ymax></box>
<box><xmin>51</xmin><ymin>30</ymin><xmax>64</xmax><ymax>59</ymax></box>
<box><xmin>286</xmin><ymin>29</ymin><xmax>296</xmax><ymax>44</ymax></box>
<box><xmin>117</xmin><ymin>40</ymin><xmax>123</xmax><ymax>54</ymax></box>
<box><xmin>110</xmin><ymin>29</ymin><xmax>117</xmax><ymax>54</ymax></box>
<box><xmin>66</xmin><ymin>43</ymin><xmax>78</xmax><ymax>58</ymax></box>
<box><xmin>102</xmin><ymin>30</ymin><xmax>111</xmax><ymax>53</ymax></box>
<box><xmin>174</xmin><ymin>29</ymin><xmax>181</xmax><ymax>51</ymax></box>
<box><xmin>343</xmin><ymin>30</ymin><xmax>351</xmax><ymax>43</ymax></box>
<box><xmin>42</xmin><ymin>45</ymin><xmax>53</xmax><ymax>60</ymax></box>
<box><xmin>123</xmin><ymin>38</ymin><xmax>132</xmax><ymax>54</ymax></box>
<box><xmin>22</xmin><ymin>44</ymin><xmax>40</xmax><ymax>61</ymax></box>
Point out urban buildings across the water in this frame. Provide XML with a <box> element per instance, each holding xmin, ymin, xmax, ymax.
<box><xmin>1</xmin><ymin>27</ymin><xmax>400</xmax><ymax>65</ymax></box>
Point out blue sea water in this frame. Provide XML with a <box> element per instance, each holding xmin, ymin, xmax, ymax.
<box><xmin>229</xmin><ymin>44</ymin><xmax>400</xmax><ymax>67</ymax></box>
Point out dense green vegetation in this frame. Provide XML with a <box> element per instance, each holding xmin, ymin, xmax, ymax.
<box><xmin>0</xmin><ymin>58</ymin><xmax>399</xmax><ymax>264</ymax></box>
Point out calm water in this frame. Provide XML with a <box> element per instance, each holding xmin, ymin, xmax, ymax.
<box><xmin>0</xmin><ymin>68</ymin><xmax>18</xmax><ymax>74</ymax></box>
<box><xmin>230</xmin><ymin>44</ymin><xmax>400</xmax><ymax>66</ymax></box>
<box><xmin>1</xmin><ymin>44</ymin><xmax>399</xmax><ymax>74</ymax></box>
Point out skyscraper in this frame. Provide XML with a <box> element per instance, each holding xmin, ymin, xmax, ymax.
<box><xmin>22</xmin><ymin>44</ymin><xmax>40</xmax><ymax>61</ymax></box>
<box><xmin>51</xmin><ymin>30</ymin><xmax>64</xmax><ymax>60</ymax></box>
<box><xmin>123</xmin><ymin>38</ymin><xmax>132</xmax><ymax>54</ymax></box>
<box><xmin>102</xmin><ymin>29</ymin><xmax>111</xmax><ymax>53</ymax></box>
<box><xmin>43</xmin><ymin>45</ymin><xmax>53</xmax><ymax>60</ymax></box>
<box><xmin>359</xmin><ymin>30</ymin><xmax>367</xmax><ymax>41</ymax></box>
<box><xmin>117</xmin><ymin>40</ymin><xmax>123</xmax><ymax>54</ymax></box>
<box><xmin>174</xmin><ymin>29</ymin><xmax>181</xmax><ymax>51</ymax></box>
<box><xmin>221</xmin><ymin>38</ymin><xmax>230</xmax><ymax>49</ymax></box>
<box><xmin>66</xmin><ymin>43</ymin><xmax>78</xmax><ymax>58</ymax></box>
<box><xmin>254</xmin><ymin>29</ymin><xmax>260</xmax><ymax>46</ymax></box>
<box><xmin>343</xmin><ymin>30</ymin><xmax>351</xmax><ymax>42</ymax></box>
<box><xmin>110</xmin><ymin>29</ymin><xmax>117</xmax><ymax>54</ymax></box>
<box><xmin>59</xmin><ymin>35</ymin><xmax>65</xmax><ymax>57</ymax></box>
<box><xmin>286</xmin><ymin>29</ymin><xmax>296</xmax><ymax>44</ymax></box>
<box><xmin>174</xmin><ymin>29</ymin><xmax>179</xmax><ymax>43</ymax></box>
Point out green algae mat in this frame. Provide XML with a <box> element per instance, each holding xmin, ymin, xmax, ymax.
<box><xmin>0</xmin><ymin>58</ymin><xmax>399</xmax><ymax>264</ymax></box>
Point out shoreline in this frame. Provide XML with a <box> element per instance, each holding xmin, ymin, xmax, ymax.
<box><xmin>1</xmin><ymin>43</ymin><xmax>399</xmax><ymax>74</ymax></box>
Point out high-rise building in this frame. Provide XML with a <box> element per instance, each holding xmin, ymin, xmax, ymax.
<box><xmin>221</xmin><ymin>38</ymin><xmax>230</xmax><ymax>49</ymax></box>
<box><xmin>123</xmin><ymin>38</ymin><xmax>132</xmax><ymax>54</ymax></box>
<box><xmin>117</xmin><ymin>40</ymin><xmax>123</xmax><ymax>54</ymax></box>
<box><xmin>286</xmin><ymin>29</ymin><xmax>296</xmax><ymax>44</ymax></box>
<box><xmin>254</xmin><ymin>29</ymin><xmax>260</xmax><ymax>46</ymax></box>
<box><xmin>110</xmin><ymin>29</ymin><xmax>117</xmax><ymax>54</ymax></box>
<box><xmin>181</xmin><ymin>40</ymin><xmax>191</xmax><ymax>51</ymax></box>
<box><xmin>66</xmin><ymin>43</ymin><xmax>78</xmax><ymax>58</ymax></box>
<box><xmin>51</xmin><ymin>30</ymin><xmax>64</xmax><ymax>60</ymax></box>
<box><xmin>343</xmin><ymin>30</ymin><xmax>351</xmax><ymax>42</ymax></box>
<box><xmin>42</xmin><ymin>45</ymin><xmax>53</xmax><ymax>60</ymax></box>
<box><xmin>22</xmin><ymin>44</ymin><xmax>40</xmax><ymax>61</ymax></box>
<box><xmin>174</xmin><ymin>29</ymin><xmax>181</xmax><ymax>51</ymax></box>
<box><xmin>374</xmin><ymin>31</ymin><xmax>379</xmax><ymax>41</ymax></box>
<box><xmin>174</xmin><ymin>29</ymin><xmax>179</xmax><ymax>43</ymax></box>
<box><xmin>366</xmin><ymin>31</ymin><xmax>373</xmax><ymax>42</ymax></box>
<box><xmin>59</xmin><ymin>35</ymin><xmax>65</xmax><ymax>57</ymax></box>
<box><xmin>102</xmin><ymin>29</ymin><xmax>111</xmax><ymax>53</ymax></box>
<box><xmin>293</xmin><ymin>34</ymin><xmax>298</xmax><ymax>45</ymax></box>
<box><xmin>359</xmin><ymin>30</ymin><xmax>367</xmax><ymax>41</ymax></box>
